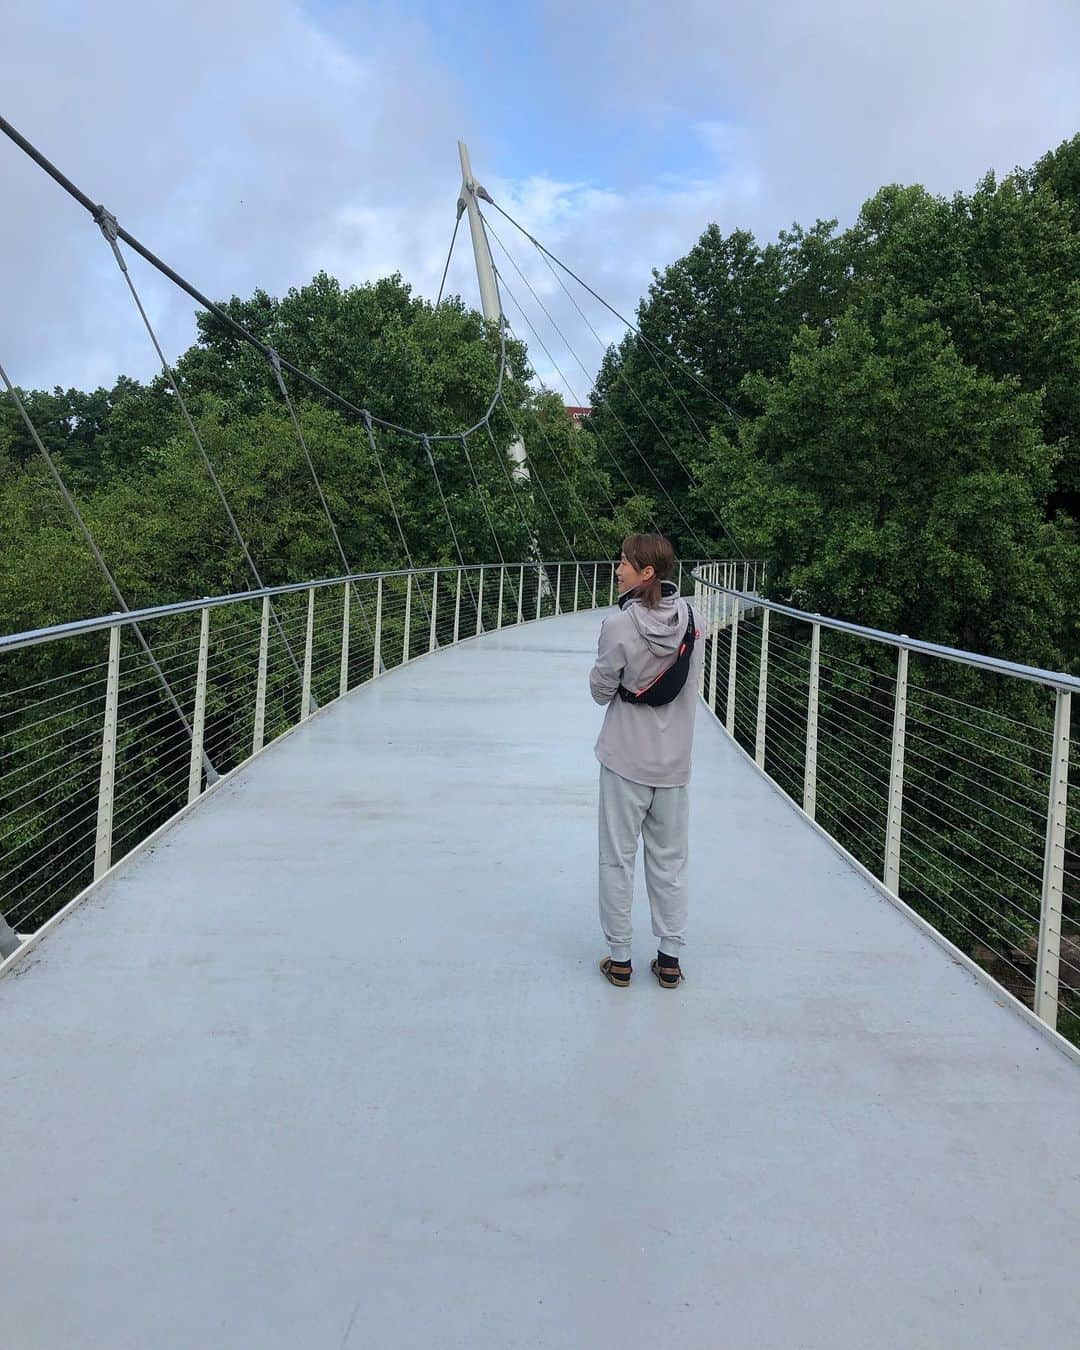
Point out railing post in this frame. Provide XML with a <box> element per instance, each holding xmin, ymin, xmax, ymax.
<box><xmin>403</xmin><ymin>574</ymin><xmax>412</xmax><ymax>664</ymax></box>
<box><xmin>188</xmin><ymin>606</ymin><xmax>210</xmax><ymax>803</ymax></box>
<box><xmin>1035</xmin><ymin>688</ymin><xmax>1071</xmax><ymax>1028</ymax></box>
<box><xmin>804</xmin><ymin>623</ymin><xmax>821</xmax><ymax>819</ymax></box>
<box><xmin>453</xmin><ymin>569</ymin><xmax>462</xmax><ymax>644</ymax></box>
<box><xmin>476</xmin><ymin>568</ymin><xmax>485</xmax><ymax>636</ymax></box>
<box><xmin>555</xmin><ymin>564</ymin><xmax>562</xmax><ymax>615</ymax></box>
<box><xmin>339</xmin><ymin>582</ymin><xmax>350</xmax><ymax>698</ymax></box>
<box><xmin>725</xmin><ymin>587</ymin><xmax>740</xmax><ymax>733</ymax></box>
<box><xmin>574</xmin><ymin>564</ymin><xmax>580</xmax><ymax>612</ymax></box>
<box><xmin>94</xmin><ymin>623</ymin><xmax>121</xmax><ymax>879</ymax></box>
<box><xmin>497</xmin><ymin>566</ymin><xmax>505</xmax><ymax>630</ymax></box>
<box><xmin>591</xmin><ymin>562</ymin><xmax>598</xmax><ymax>609</ymax></box>
<box><xmin>301</xmin><ymin>587</ymin><xmax>315</xmax><ymax>719</ymax></box>
<box><xmin>429</xmin><ymin>571</ymin><xmax>439</xmax><ymax>652</ymax></box>
<box><xmin>708</xmin><ymin>582</ymin><xmax>720</xmax><ymax>713</ymax></box>
<box><xmin>254</xmin><ymin>595</ymin><xmax>269</xmax><ymax>753</ymax></box>
<box><xmin>608</xmin><ymin>565</ymin><xmax>615</xmax><ymax>607</ymax></box>
<box><xmin>755</xmin><ymin>608</ymin><xmax>769</xmax><ymax>768</ymax></box>
<box><xmin>709</xmin><ymin>565</ymin><xmax>717</xmax><ymax>635</ymax></box>
<box><xmin>536</xmin><ymin>565</ymin><xmax>543</xmax><ymax>621</ymax></box>
<box><xmin>677</xmin><ymin>560</ymin><xmax>683</xmax><ymax>594</ymax></box>
<box><xmin>517</xmin><ymin>565</ymin><xmax>524</xmax><ymax>624</ymax></box>
<box><xmin>696</xmin><ymin>577</ymin><xmax>706</xmax><ymax>697</ymax></box>
<box><xmin>883</xmin><ymin>647</ymin><xmax>909</xmax><ymax>893</ymax></box>
<box><xmin>373</xmin><ymin>577</ymin><xmax>383</xmax><ymax>678</ymax></box>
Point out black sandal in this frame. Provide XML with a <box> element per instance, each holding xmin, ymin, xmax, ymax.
<box><xmin>650</xmin><ymin>958</ymin><xmax>684</xmax><ymax>988</ymax></box>
<box><xmin>599</xmin><ymin>957</ymin><xmax>632</xmax><ymax>987</ymax></box>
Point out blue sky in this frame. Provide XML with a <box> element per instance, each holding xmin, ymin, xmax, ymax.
<box><xmin>308</xmin><ymin>0</ymin><xmax>725</xmax><ymax>185</ymax></box>
<box><xmin>4</xmin><ymin>0</ymin><xmax>1080</xmax><ymax>397</ymax></box>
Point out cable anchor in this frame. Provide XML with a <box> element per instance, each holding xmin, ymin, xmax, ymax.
<box><xmin>93</xmin><ymin>205</ymin><xmax>127</xmax><ymax>271</ymax></box>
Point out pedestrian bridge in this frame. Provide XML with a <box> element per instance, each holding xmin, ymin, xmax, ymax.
<box><xmin>2</xmin><ymin>570</ymin><xmax>1079</xmax><ymax>1349</ymax></box>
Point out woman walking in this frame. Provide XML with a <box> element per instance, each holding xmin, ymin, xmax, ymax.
<box><xmin>589</xmin><ymin>535</ymin><xmax>703</xmax><ymax>989</ymax></box>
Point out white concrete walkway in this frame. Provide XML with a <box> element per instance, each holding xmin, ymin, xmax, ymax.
<box><xmin>2</xmin><ymin>610</ymin><xmax>1079</xmax><ymax>1350</ymax></box>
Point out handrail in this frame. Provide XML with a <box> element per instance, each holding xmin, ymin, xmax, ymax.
<box><xmin>689</xmin><ymin>562</ymin><xmax>1078</xmax><ymax>1047</ymax></box>
<box><xmin>0</xmin><ymin>558</ymin><xmax>768</xmax><ymax>655</ymax></box>
<box><xmin>691</xmin><ymin>571</ymin><xmax>1080</xmax><ymax>695</ymax></box>
<box><xmin>0</xmin><ymin>558</ymin><xmax>745</xmax><ymax>959</ymax></box>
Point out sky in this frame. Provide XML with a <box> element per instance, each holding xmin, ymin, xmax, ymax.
<box><xmin>3</xmin><ymin>0</ymin><xmax>1080</xmax><ymax>405</ymax></box>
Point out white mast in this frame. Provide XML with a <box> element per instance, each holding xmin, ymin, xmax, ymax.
<box><xmin>457</xmin><ymin>141</ymin><xmax>502</xmax><ymax>324</ymax></box>
<box><xmin>457</xmin><ymin>141</ymin><xmax>529</xmax><ymax>481</ymax></box>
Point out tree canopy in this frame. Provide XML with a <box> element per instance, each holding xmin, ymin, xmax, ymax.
<box><xmin>587</xmin><ymin>134</ymin><xmax>1080</xmax><ymax>671</ymax></box>
<box><xmin>3</xmin><ymin>134</ymin><xmax>1080</xmax><ymax>668</ymax></box>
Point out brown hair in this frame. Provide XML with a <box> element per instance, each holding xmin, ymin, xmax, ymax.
<box><xmin>621</xmin><ymin>533</ymin><xmax>677</xmax><ymax>608</ymax></box>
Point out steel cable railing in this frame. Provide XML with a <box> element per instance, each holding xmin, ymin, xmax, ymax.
<box><xmin>0</xmin><ymin>559</ymin><xmax>749</xmax><ymax>958</ymax></box>
<box><xmin>692</xmin><ymin>562</ymin><xmax>1080</xmax><ymax>1047</ymax></box>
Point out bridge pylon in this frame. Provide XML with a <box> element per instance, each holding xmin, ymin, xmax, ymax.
<box><xmin>457</xmin><ymin>140</ymin><xmax>530</xmax><ymax>484</ymax></box>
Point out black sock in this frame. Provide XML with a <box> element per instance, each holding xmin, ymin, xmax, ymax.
<box><xmin>657</xmin><ymin>951</ymin><xmax>680</xmax><ymax>970</ymax></box>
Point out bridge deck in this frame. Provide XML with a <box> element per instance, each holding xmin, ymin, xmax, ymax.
<box><xmin>2</xmin><ymin>610</ymin><xmax>1079</xmax><ymax>1349</ymax></box>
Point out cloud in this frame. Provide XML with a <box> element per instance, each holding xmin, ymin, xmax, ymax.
<box><xmin>3</xmin><ymin>0</ymin><xmax>1080</xmax><ymax>408</ymax></box>
<box><xmin>554</xmin><ymin>0</ymin><xmax>1080</xmax><ymax>227</ymax></box>
<box><xmin>1</xmin><ymin>0</ymin><xmax>468</xmax><ymax>393</ymax></box>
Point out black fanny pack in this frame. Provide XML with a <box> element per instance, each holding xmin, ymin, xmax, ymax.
<box><xmin>617</xmin><ymin>607</ymin><xmax>697</xmax><ymax>707</ymax></box>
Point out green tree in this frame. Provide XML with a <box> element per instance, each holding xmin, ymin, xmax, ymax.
<box><xmin>692</xmin><ymin>304</ymin><xmax>1075</xmax><ymax>667</ymax></box>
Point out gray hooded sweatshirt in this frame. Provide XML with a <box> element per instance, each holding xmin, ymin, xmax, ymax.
<box><xmin>589</xmin><ymin>581</ymin><xmax>703</xmax><ymax>787</ymax></box>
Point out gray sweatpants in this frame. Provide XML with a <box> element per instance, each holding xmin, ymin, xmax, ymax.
<box><xmin>598</xmin><ymin>764</ymin><xmax>689</xmax><ymax>963</ymax></box>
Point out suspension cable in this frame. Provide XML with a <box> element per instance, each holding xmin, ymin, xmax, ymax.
<box><xmin>491</xmin><ymin>217</ymin><xmax>745</xmax><ymax>556</ymax></box>
<box><xmin>461</xmin><ymin>430</ymin><xmax>523</xmax><ymax>613</ymax></box>
<box><xmin>498</xmin><ymin>294</ymin><xmax>694</xmax><ymax>555</ymax></box>
<box><xmin>496</xmin><ymin>393</ymin><xmax>599</xmax><ymax>560</ymax></box>
<box><xmin>495</xmin><ymin>398</ymin><xmax>578</xmax><ymax>559</ymax></box>
<box><xmin>96</xmin><ymin>215</ymin><xmax>306</xmax><ymax>682</ymax></box>
<box><xmin>532</xmin><ymin>240</ymin><xmax>712</xmax><ymax>449</ymax></box>
<box><xmin>494</xmin><ymin>266</ymin><xmax>657</xmax><ymax>532</ymax></box>
<box><xmin>0</xmin><ymin>114</ymin><xmax>508</xmax><ymax>445</ymax></box>
<box><xmin>421</xmin><ymin>435</ymin><xmax>465</xmax><ymax>563</ymax></box>
<box><xmin>459</xmin><ymin>432</ymin><xmax>506</xmax><ymax>567</ymax></box>
<box><xmin>435</xmin><ymin>206</ymin><xmax>464</xmax><ymax>310</ymax></box>
<box><xmin>486</xmin><ymin>217</ymin><xmax>739</xmax><ymax>558</ymax></box>
<box><xmin>483</xmin><ymin>194</ymin><xmax>743</xmax><ymax>428</ymax></box>
<box><xmin>266</xmin><ymin>348</ymin><xmax>377</xmax><ymax>647</ymax></box>
<box><xmin>362</xmin><ymin>413</ymin><xmax>418</xmax><ymax>569</ymax></box>
<box><xmin>360</xmin><ymin>418</ymin><xmax>435</xmax><ymax>621</ymax></box>
<box><xmin>1</xmin><ymin>112</ymin><xmax>626</xmax><ymax>599</ymax></box>
<box><xmin>0</xmin><ymin>359</ymin><xmax>219</xmax><ymax>781</ymax></box>
<box><xmin>482</xmin><ymin>420</ymin><xmax>540</xmax><ymax>549</ymax></box>
<box><xmin>421</xmin><ymin>436</ymin><xmax>479</xmax><ymax>605</ymax></box>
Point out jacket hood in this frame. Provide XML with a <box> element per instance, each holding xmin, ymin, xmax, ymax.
<box><xmin>618</xmin><ymin>580</ymin><xmax>686</xmax><ymax>657</ymax></box>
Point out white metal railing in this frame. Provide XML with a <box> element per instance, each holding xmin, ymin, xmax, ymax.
<box><xmin>692</xmin><ymin>563</ymin><xmax>1080</xmax><ymax>1045</ymax></box>
<box><xmin>0</xmin><ymin>558</ymin><xmax>745</xmax><ymax>960</ymax></box>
